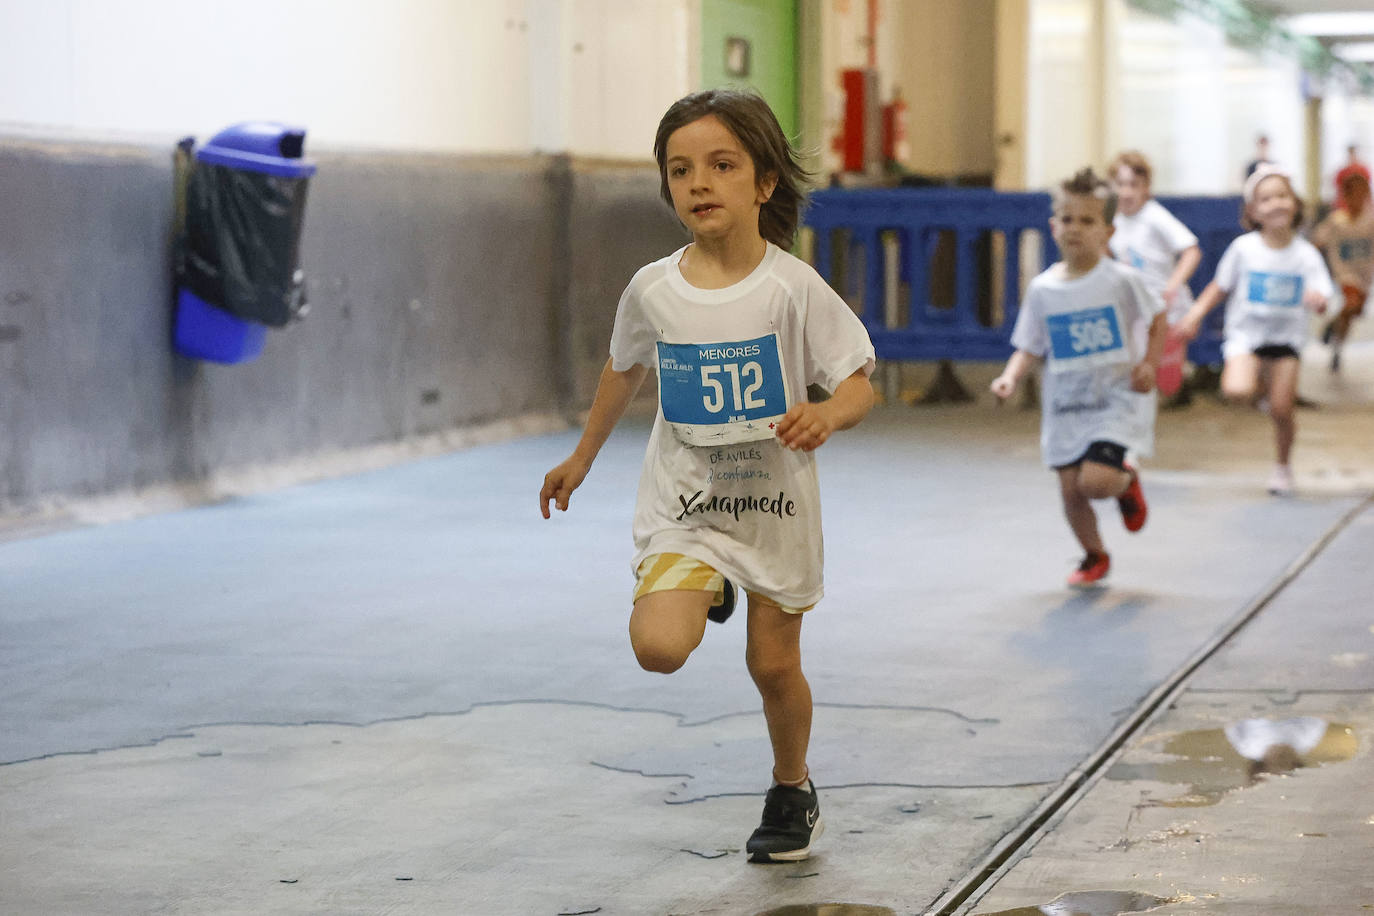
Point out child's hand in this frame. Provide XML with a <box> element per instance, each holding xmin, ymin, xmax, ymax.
<box><xmin>989</xmin><ymin>374</ymin><xmax>1017</xmax><ymax>401</ymax></box>
<box><xmin>1173</xmin><ymin>313</ymin><xmax>1201</xmax><ymax>342</ymax></box>
<box><xmin>1303</xmin><ymin>289</ymin><xmax>1328</xmax><ymax>314</ymax></box>
<box><xmin>775</xmin><ymin>402</ymin><xmax>836</xmax><ymax>451</ymax></box>
<box><xmin>1131</xmin><ymin>361</ymin><xmax>1158</xmax><ymax>393</ymax></box>
<box><xmin>540</xmin><ymin>456</ymin><xmax>591</xmax><ymax>518</ymax></box>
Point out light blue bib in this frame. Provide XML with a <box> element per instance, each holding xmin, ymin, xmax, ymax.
<box><xmin>1045</xmin><ymin>305</ymin><xmax>1129</xmax><ymax>373</ymax></box>
<box><xmin>1247</xmin><ymin>271</ymin><xmax>1303</xmax><ymax>308</ymax></box>
<box><xmin>657</xmin><ymin>334</ymin><xmax>789</xmax><ymax>446</ymax></box>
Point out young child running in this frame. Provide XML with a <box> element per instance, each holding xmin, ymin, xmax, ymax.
<box><xmin>991</xmin><ymin>168</ymin><xmax>1166</xmax><ymax>587</ymax></box>
<box><xmin>539</xmin><ymin>89</ymin><xmax>875</xmax><ymax>863</ymax></box>
<box><xmin>1108</xmin><ymin>151</ymin><xmax>1202</xmax><ymax>402</ymax></box>
<box><xmin>1176</xmin><ymin>164</ymin><xmax>1332</xmax><ymax>496</ymax></box>
<box><xmin>1310</xmin><ymin>170</ymin><xmax>1374</xmax><ymax>372</ymax></box>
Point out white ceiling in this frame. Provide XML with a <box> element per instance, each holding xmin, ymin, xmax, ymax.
<box><xmin>1269</xmin><ymin>1</ymin><xmax>1374</xmax><ymax>62</ymax></box>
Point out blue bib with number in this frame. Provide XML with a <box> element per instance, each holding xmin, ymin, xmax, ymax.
<box><xmin>1045</xmin><ymin>305</ymin><xmax>1128</xmax><ymax>373</ymax></box>
<box><xmin>1246</xmin><ymin>271</ymin><xmax>1302</xmax><ymax>308</ymax></box>
<box><xmin>1339</xmin><ymin>238</ymin><xmax>1372</xmax><ymax>263</ymax></box>
<box><xmin>657</xmin><ymin>334</ymin><xmax>789</xmax><ymax>446</ymax></box>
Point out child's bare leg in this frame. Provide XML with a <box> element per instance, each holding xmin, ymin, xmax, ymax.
<box><xmin>1266</xmin><ymin>357</ymin><xmax>1300</xmax><ymax>466</ymax></box>
<box><xmin>1077</xmin><ymin>459</ymin><xmax>1132</xmax><ymax>500</ymax></box>
<box><xmin>1220</xmin><ymin>353</ymin><xmax>1261</xmax><ymax>403</ymax></box>
<box><xmin>746</xmin><ymin>597</ymin><xmax>811</xmax><ymax>784</ymax></box>
<box><xmin>1335</xmin><ymin>289</ymin><xmax>1362</xmax><ymax>341</ymax></box>
<box><xmin>1057</xmin><ymin>466</ymin><xmax>1105</xmax><ymax>555</ymax></box>
<box><xmin>628</xmin><ymin>591</ymin><xmax>711</xmax><ymax>674</ymax></box>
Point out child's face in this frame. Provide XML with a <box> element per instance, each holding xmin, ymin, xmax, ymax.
<box><xmin>1250</xmin><ymin>175</ymin><xmax>1297</xmax><ymax>232</ymax></box>
<box><xmin>1110</xmin><ymin>166</ymin><xmax>1148</xmax><ymax>217</ymax></box>
<box><xmin>664</xmin><ymin>114</ymin><xmax>776</xmax><ymax>244</ymax></box>
<box><xmin>1051</xmin><ymin>193</ymin><xmax>1112</xmax><ymax>264</ymax></box>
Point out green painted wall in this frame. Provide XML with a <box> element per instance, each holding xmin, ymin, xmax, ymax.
<box><xmin>700</xmin><ymin>0</ymin><xmax>798</xmax><ymax>139</ymax></box>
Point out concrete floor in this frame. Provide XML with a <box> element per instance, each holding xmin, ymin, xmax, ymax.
<box><xmin>1</xmin><ymin>340</ymin><xmax>1371</xmax><ymax>915</ymax></box>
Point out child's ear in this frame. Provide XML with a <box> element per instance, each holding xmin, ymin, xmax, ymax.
<box><xmin>757</xmin><ymin>171</ymin><xmax>778</xmax><ymax>204</ymax></box>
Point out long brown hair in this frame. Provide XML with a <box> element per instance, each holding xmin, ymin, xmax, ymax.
<box><xmin>653</xmin><ymin>89</ymin><xmax>810</xmax><ymax>250</ymax></box>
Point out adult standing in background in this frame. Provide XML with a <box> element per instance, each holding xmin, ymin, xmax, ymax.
<box><xmin>1244</xmin><ymin>134</ymin><xmax>1273</xmax><ymax>181</ymax></box>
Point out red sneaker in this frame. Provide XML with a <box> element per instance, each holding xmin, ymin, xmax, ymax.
<box><xmin>1118</xmin><ymin>467</ymin><xmax>1148</xmax><ymax>533</ymax></box>
<box><xmin>1067</xmin><ymin>551</ymin><xmax>1110</xmax><ymax>587</ymax></box>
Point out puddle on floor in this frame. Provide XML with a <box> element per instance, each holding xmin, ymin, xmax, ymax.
<box><xmin>754</xmin><ymin>906</ymin><xmax>894</xmax><ymax>916</ymax></box>
<box><xmin>975</xmin><ymin>889</ymin><xmax>1174</xmax><ymax>915</ymax></box>
<box><xmin>1106</xmin><ymin>719</ymin><xmax>1357</xmax><ymax>807</ymax></box>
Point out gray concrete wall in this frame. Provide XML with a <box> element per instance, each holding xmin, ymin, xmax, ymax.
<box><xmin>0</xmin><ymin>138</ymin><xmax>685</xmax><ymax>515</ymax></box>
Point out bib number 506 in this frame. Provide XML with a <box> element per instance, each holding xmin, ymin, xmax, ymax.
<box><xmin>701</xmin><ymin>362</ymin><xmax>767</xmax><ymax>413</ymax></box>
<box><xmin>1070</xmin><ymin>317</ymin><xmax>1116</xmax><ymax>353</ymax></box>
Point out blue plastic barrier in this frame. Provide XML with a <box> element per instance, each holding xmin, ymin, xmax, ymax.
<box><xmin>1154</xmin><ymin>194</ymin><xmax>1242</xmax><ymax>367</ymax></box>
<box><xmin>803</xmin><ymin>188</ymin><xmax>1239</xmax><ymax>368</ymax></box>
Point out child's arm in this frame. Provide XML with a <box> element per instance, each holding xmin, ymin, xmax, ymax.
<box><xmin>990</xmin><ymin>350</ymin><xmax>1041</xmax><ymax>401</ymax></box>
<box><xmin>540</xmin><ymin>357</ymin><xmax>648</xmax><ymax>517</ymax></box>
<box><xmin>1175</xmin><ymin>281</ymin><xmax>1225</xmax><ymax>340</ymax></box>
<box><xmin>1309</xmin><ymin>216</ymin><xmax>1332</xmax><ymax>252</ymax></box>
<box><xmin>1302</xmin><ymin>286</ymin><xmax>1329</xmax><ymax>314</ymax></box>
<box><xmin>1132</xmin><ymin>312</ymin><xmax>1168</xmax><ymax>393</ymax></box>
<box><xmin>1164</xmin><ymin>245</ymin><xmax>1202</xmax><ymax>309</ymax></box>
<box><xmin>774</xmin><ymin>369</ymin><xmax>874</xmax><ymax>452</ymax></box>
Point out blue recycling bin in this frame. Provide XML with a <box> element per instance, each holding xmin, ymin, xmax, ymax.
<box><xmin>174</xmin><ymin>122</ymin><xmax>316</xmax><ymax>363</ymax></box>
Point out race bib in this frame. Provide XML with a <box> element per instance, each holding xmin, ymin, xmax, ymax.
<box><xmin>1045</xmin><ymin>305</ymin><xmax>1128</xmax><ymax>373</ymax></box>
<box><xmin>656</xmin><ymin>334</ymin><xmax>789</xmax><ymax>446</ymax></box>
<box><xmin>1246</xmin><ymin>271</ymin><xmax>1302</xmax><ymax>308</ymax></box>
<box><xmin>1339</xmin><ymin>238</ymin><xmax>1372</xmax><ymax>263</ymax></box>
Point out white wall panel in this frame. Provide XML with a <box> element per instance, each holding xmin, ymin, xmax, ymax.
<box><xmin>0</xmin><ymin>0</ymin><xmax>691</xmax><ymax>157</ymax></box>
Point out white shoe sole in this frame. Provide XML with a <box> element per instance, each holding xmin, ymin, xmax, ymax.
<box><xmin>749</xmin><ymin>817</ymin><xmax>825</xmax><ymax>862</ymax></box>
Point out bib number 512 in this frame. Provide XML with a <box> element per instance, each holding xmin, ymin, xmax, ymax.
<box><xmin>700</xmin><ymin>362</ymin><xmax>767</xmax><ymax>413</ymax></box>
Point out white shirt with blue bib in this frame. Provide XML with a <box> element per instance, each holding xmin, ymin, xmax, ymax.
<box><xmin>1213</xmin><ymin>232</ymin><xmax>1333</xmax><ymax>359</ymax></box>
<box><xmin>1010</xmin><ymin>258</ymin><xmax>1164</xmax><ymax>468</ymax></box>
<box><xmin>609</xmin><ymin>243</ymin><xmax>875</xmax><ymax>609</ymax></box>
<box><xmin>1109</xmin><ymin>199</ymin><xmax>1199</xmax><ymax>322</ymax></box>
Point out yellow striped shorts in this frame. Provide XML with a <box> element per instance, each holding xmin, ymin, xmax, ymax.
<box><xmin>632</xmin><ymin>553</ymin><xmax>813</xmax><ymax>614</ymax></box>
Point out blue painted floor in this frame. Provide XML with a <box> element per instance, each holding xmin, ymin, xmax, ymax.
<box><xmin>1</xmin><ymin>372</ymin><xmax>1371</xmax><ymax>913</ymax></box>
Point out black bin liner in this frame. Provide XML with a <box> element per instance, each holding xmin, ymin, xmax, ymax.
<box><xmin>178</xmin><ymin>123</ymin><xmax>316</xmax><ymax>328</ymax></box>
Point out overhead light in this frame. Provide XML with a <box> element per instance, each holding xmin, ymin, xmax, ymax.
<box><xmin>1283</xmin><ymin>12</ymin><xmax>1374</xmax><ymax>37</ymax></box>
<box><xmin>1332</xmin><ymin>40</ymin><xmax>1374</xmax><ymax>62</ymax></box>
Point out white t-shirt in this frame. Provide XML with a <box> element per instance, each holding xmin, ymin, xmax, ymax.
<box><xmin>1010</xmin><ymin>258</ymin><xmax>1164</xmax><ymax>468</ymax></box>
<box><xmin>1212</xmin><ymin>232</ymin><xmax>1334</xmax><ymax>359</ymax></box>
<box><xmin>1110</xmin><ymin>199</ymin><xmax>1199</xmax><ymax>322</ymax></box>
<box><xmin>1311</xmin><ymin>207</ymin><xmax>1374</xmax><ymax>293</ymax></box>
<box><xmin>609</xmin><ymin>242</ymin><xmax>875</xmax><ymax>608</ymax></box>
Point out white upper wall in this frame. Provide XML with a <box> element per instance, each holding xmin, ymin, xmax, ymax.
<box><xmin>1026</xmin><ymin>0</ymin><xmax>1322</xmax><ymax>195</ymax></box>
<box><xmin>0</xmin><ymin>0</ymin><xmax>693</xmax><ymax>158</ymax></box>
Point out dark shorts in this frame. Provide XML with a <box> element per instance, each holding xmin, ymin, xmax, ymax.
<box><xmin>1253</xmin><ymin>344</ymin><xmax>1299</xmax><ymax>360</ymax></box>
<box><xmin>1054</xmin><ymin>440</ymin><xmax>1127</xmax><ymax>471</ymax></box>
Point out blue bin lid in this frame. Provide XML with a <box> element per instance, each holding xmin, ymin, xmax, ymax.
<box><xmin>197</xmin><ymin>122</ymin><xmax>317</xmax><ymax>178</ymax></box>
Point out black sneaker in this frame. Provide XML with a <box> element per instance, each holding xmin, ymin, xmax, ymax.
<box><xmin>746</xmin><ymin>779</ymin><xmax>823</xmax><ymax>862</ymax></box>
<box><xmin>707</xmin><ymin>579</ymin><xmax>736</xmax><ymax>624</ymax></box>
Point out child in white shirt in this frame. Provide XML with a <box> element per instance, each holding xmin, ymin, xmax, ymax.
<box><xmin>540</xmin><ymin>89</ymin><xmax>875</xmax><ymax>863</ymax></box>
<box><xmin>992</xmin><ymin>168</ymin><xmax>1167</xmax><ymax>587</ymax></box>
<box><xmin>1176</xmin><ymin>165</ymin><xmax>1332</xmax><ymax>496</ymax></box>
<box><xmin>1109</xmin><ymin>151</ymin><xmax>1202</xmax><ymax>403</ymax></box>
